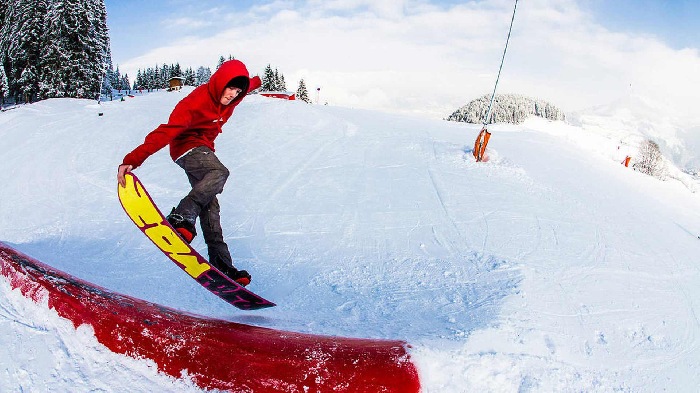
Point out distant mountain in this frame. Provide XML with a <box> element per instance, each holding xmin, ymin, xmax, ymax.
<box><xmin>447</xmin><ymin>94</ymin><xmax>566</xmax><ymax>125</ymax></box>
<box><xmin>569</xmin><ymin>94</ymin><xmax>700</xmax><ymax>172</ymax></box>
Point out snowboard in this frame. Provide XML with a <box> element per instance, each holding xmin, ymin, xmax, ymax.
<box><xmin>118</xmin><ymin>172</ymin><xmax>275</xmax><ymax>310</ymax></box>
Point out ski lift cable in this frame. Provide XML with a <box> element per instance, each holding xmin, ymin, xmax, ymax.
<box><xmin>483</xmin><ymin>0</ymin><xmax>519</xmax><ymax>127</ymax></box>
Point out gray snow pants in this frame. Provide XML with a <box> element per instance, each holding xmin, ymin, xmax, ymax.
<box><xmin>174</xmin><ymin>146</ymin><xmax>234</xmax><ymax>270</ymax></box>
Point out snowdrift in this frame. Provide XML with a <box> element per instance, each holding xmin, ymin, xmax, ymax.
<box><xmin>0</xmin><ymin>242</ymin><xmax>420</xmax><ymax>392</ymax></box>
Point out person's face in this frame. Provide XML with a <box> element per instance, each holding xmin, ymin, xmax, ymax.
<box><xmin>220</xmin><ymin>87</ymin><xmax>242</xmax><ymax>105</ymax></box>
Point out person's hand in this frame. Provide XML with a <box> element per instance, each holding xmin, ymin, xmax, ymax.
<box><xmin>117</xmin><ymin>164</ymin><xmax>133</xmax><ymax>187</ymax></box>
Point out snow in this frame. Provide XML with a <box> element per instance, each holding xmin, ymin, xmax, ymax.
<box><xmin>568</xmin><ymin>94</ymin><xmax>700</xmax><ymax>173</ymax></box>
<box><xmin>2</xmin><ymin>88</ymin><xmax>700</xmax><ymax>391</ymax></box>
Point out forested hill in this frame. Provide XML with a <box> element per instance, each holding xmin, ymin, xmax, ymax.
<box><xmin>447</xmin><ymin>94</ymin><xmax>566</xmax><ymax>124</ymax></box>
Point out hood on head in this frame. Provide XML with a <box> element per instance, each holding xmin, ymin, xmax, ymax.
<box><xmin>208</xmin><ymin>60</ymin><xmax>251</xmax><ymax>105</ymax></box>
<box><xmin>226</xmin><ymin>76</ymin><xmax>250</xmax><ymax>93</ymax></box>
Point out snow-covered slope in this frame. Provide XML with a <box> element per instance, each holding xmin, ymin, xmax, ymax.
<box><xmin>1</xmin><ymin>89</ymin><xmax>700</xmax><ymax>391</ymax></box>
<box><xmin>569</xmin><ymin>93</ymin><xmax>700</xmax><ymax>174</ymax></box>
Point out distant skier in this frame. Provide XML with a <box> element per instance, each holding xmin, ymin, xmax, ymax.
<box><xmin>117</xmin><ymin>60</ymin><xmax>260</xmax><ymax>286</ymax></box>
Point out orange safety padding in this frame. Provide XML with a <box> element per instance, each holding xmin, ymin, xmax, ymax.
<box><xmin>473</xmin><ymin>128</ymin><xmax>492</xmax><ymax>162</ymax></box>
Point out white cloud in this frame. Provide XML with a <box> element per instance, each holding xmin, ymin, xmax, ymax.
<box><xmin>165</xmin><ymin>17</ymin><xmax>212</xmax><ymax>29</ymax></box>
<box><xmin>119</xmin><ymin>0</ymin><xmax>700</xmax><ymax>122</ymax></box>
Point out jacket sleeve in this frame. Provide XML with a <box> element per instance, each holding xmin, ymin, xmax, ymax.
<box><xmin>248</xmin><ymin>75</ymin><xmax>261</xmax><ymax>93</ymax></box>
<box><xmin>121</xmin><ymin>101</ymin><xmax>193</xmax><ymax>169</ymax></box>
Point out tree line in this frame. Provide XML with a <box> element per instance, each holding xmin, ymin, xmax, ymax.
<box><xmin>124</xmin><ymin>59</ymin><xmax>312</xmax><ymax>104</ymax></box>
<box><xmin>447</xmin><ymin>94</ymin><xmax>566</xmax><ymax>124</ymax></box>
<box><xmin>257</xmin><ymin>63</ymin><xmax>312</xmax><ymax>103</ymax></box>
<box><xmin>0</xmin><ymin>0</ymin><xmax>314</xmax><ymax>107</ymax></box>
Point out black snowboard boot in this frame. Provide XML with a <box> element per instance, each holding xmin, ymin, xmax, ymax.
<box><xmin>221</xmin><ymin>265</ymin><xmax>252</xmax><ymax>287</ymax></box>
<box><xmin>166</xmin><ymin>208</ymin><xmax>197</xmax><ymax>243</ymax></box>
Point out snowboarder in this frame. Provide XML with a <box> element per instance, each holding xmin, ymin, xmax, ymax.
<box><xmin>117</xmin><ymin>60</ymin><xmax>261</xmax><ymax>286</ymax></box>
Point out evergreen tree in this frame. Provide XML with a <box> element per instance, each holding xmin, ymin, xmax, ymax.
<box><xmin>0</xmin><ymin>0</ymin><xmax>8</xmax><ymax>30</ymax></box>
<box><xmin>0</xmin><ymin>1</ymin><xmax>19</xmax><ymax>101</ymax></box>
<box><xmin>159</xmin><ymin>64</ymin><xmax>169</xmax><ymax>88</ymax></box>
<box><xmin>217</xmin><ymin>54</ymin><xmax>235</xmax><ymax>69</ymax></box>
<box><xmin>196</xmin><ymin>66</ymin><xmax>211</xmax><ymax>85</ymax></box>
<box><xmin>101</xmin><ymin>58</ymin><xmax>117</xmax><ymax>98</ymax></box>
<box><xmin>260</xmin><ymin>65</ymin><xmax>289</xmax><ymax>92</ymax></box>
<box><xmin>101</xmin><ymin>61</ymin><xmax>114</xmax><ymax>99</ymax></box>
<box><xmin>153</xmin><ymin>65</ymin><xmax>160</xmax><ymax>90</ymax></box>
<box><xmin>261</xmin><ymin>64</ymin><xmax>275</xmax><ymax>91</ymax></box>
<box><xmin>38</xmin><ymin>0</ymin><xmax>110</xmax><ymax>100</ymax></box>
<box><xmin>296</xmin><ymin>78</ymin><xmax>311</xmax><ymax>103</ymax></box>
<box><xmin>18</xmin><ymin>65</ymin><xmax>39</xmax><ymax>101</ymax></box>
<box><xmin>111</xmin><ymin>65</ymin><xmax>121</xmax><ymax>90</ymax></box>
<box><xmin>171</xmin><ymin>63</ymin><xmax>182</xmax><ymax>78</ymax></box>
<box><xmin>137</xmin><ymin>69</ymin><xmax>145</xmax><ymax>91</ymax></box>
<box><xmin>11</xmin><ymin>0</ymin><xmax>48</xmax><ymax>102</ymax></box>
<box><xmin>0</xmin><ymin>64</ymin><xmax>8</xmax><ymax>105</ymax></box>
<box><xmin>275</xmin><ymin>69</ymin><xmax>286</xmax><ymax>91</ymax></box>
<box><xmin>135</xmin><ymin>69</ymin><xmax>142</xmax><ymax>90</ymax></box>
<box><xmin>121</xmin><ymin>74</ymin><xmax>130</xmax><ymax>93</ymax></box>
<box><xmin>183</xmin><ymin>67</ymin><xmax>196</xmax><ymax>86</ymax></box>
<box><xmin>91</xmin><ymin>0</ymin><xmax>110</xmax><ymax>98</ymax></box>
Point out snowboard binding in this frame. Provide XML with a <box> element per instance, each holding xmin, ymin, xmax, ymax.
<box><xmin>166</xmin><ymin>209</ymin><xmax>197</xmax><ymax>243</ymax></box>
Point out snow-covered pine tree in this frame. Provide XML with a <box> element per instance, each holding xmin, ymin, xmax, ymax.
<box><xmin>183</xmin><ymin>67</ymin><xmax>196</xmax><ymax>86</ymax></box>
<box><xmin>8</xmin><ymin>0</ymin><xmax>48</xmax><ymax>102</ymax></box>
<box><xmin>111</xmin><ymin>65</ymin><xmax>121</xmax><ymax>91</ymax></box>
<box><xmin>0</xmin><ymin>0</ymin><xmax>8</xmax><ymax>55</ymax></box>
<box><xmin>260</xmin><ymin>65</ymin><xmax>288</xmax><ymax>92</ymax></box>
<box><xmin>196</xmin><ymin>66</ymin><xmax>211</xmax><ymax>85</ymax></box>
<box><xmin>134</xmin><ymin>69</ymin><xmax>142</xmax><ymax>90</ymax></box>
<box><xmin>91</xmin><ymin>0</ymin><xmax>110</xmax><ymax>98</ymax></box>
<box><xmin>159</xmin><ymin>64</ymin><xmax>170</xmax><ymax>88</ymax></box>
<box><xmin>216</xmin><ymin>54</ymin><xmax>235</xmax><ymax>69</ymax></box>
<box><xmin>0</xmin><ymin>0</ymin><xmax>7</xmax><ymax>34</ymax></box>
<box><xmin>101</xmin><ymin>59</ymin><xmax>114</xmax><ymax>100</ymax></box>
<box><xmin>0</xmin><ymin>2</ymin><xmax>8</xmax><ymax>98</ymax></box>
<box><xmin>38</xmin><ymin>0</ymin><xmax>110</xmax><ymax>100</ymax></box>
<box><xmin>275</xmin><ymin>69</ymin><xmax>286</xmax><ymax>91</ymax></box>
<box><xmin>139</xmin><ymin>68</ymin><xmax>148</xmax><ymax>91</ymax></box>
<box><xmin>121</xmin><ymin>74</ymin><xmax>130</xmax><ymax>93</ymax></box>
<box><xmin>136</xmin><ymin>68</ymin><xmax>148</xmax><ymax>90</ymax></box>
<box><xmin>1</xmin><ymin>1</ymin><xmax>20</xmax><ymax>101</ymax></box>
<box><xmin>261</xmin><ymin>64</ymin><xmax>275</xmax><ymax>91</ymax></box>
<box><xmin>18</xmin><ymin>65</ymin><xmax>39</xmax><ymax>101</ymax></box>
<box><xmin>296</xmin><ymin>79</ymin><xmax>311</xmax><ymax>103</ymax></box>
<box><xmin>171</xmin><ymin>63</ymin><xmax>182</xmax><ymax>78</ymax></box>
<box><xmin>0</xmin><ymin>64</ymin><xmax>8</xmax><ymax>105</ymax></box>
<box><xmin>152</xmin><ymin>66</ymin><xmax>160</xmax><ymax>90</ymax></box>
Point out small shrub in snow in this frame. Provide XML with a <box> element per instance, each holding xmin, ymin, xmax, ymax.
<box><xmin>633</xmin><ymin>139</ymin><xmax>667</xmax><ymax>180</ymax></box>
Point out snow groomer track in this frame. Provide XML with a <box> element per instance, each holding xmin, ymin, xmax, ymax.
<box><xmin>0</xmin><ymin>243</ymin><xmax>420</xmax><ymax>392</ymax></box>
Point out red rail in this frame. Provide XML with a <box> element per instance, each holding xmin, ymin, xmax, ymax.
<box><xmin>0</xmin><ymin>243</ymin><xmax>420</xmax><ymax>392</ymax></box>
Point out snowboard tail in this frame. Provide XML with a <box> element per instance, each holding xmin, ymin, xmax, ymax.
<box><xmin>117</xmin><ymin>172</ymin><xmax>275</xmax><ymax>310</ymax></box>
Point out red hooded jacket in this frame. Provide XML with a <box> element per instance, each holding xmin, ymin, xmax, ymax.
<box><xmin>122</xmin><ymin>60</ymin><xmax>261</xmax><ymax>169</ymax></box>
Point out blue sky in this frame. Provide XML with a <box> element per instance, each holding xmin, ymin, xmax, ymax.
<box><xmin>581</xmin><ymin>0</ymin><xmax>699</xmax><ymax>50</ymax></box>
<box><xmin>105</xmin><ymin>0</ymin><xmax>700</xmax><ymax>64</ymax></box>
<box><xmin>103</xmin><ymin>0</ymin><xmax>700</xmax><ymax>121</ymax></box>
